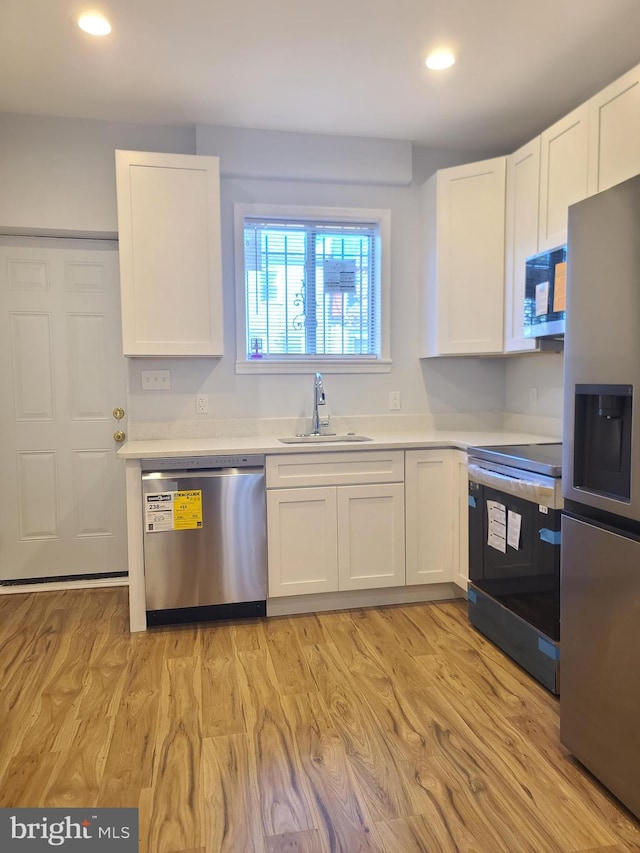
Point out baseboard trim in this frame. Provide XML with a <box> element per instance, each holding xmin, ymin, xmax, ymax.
<box><xmin>0</xmin><ymin>576</ymin><xmax>129</xmax><ymax>595</ymax></box>
<box><xmin>267</xmin><ymin>582</ymin><xmax>463</xmax><ymax>617</ymax></box>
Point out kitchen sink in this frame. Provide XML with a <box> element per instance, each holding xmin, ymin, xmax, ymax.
<box><xmin>278</xmin><ymin>434</ymin><xmax>372</xmax><ymax>444</ymax></box>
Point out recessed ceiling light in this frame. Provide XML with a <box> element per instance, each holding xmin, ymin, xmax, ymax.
<box><xmin>78</xmin><ymin>13</ymin><xmax>112</xmax><ymax>36</ymax></box>
<box><xmin>425</xmin><ymin>49</ymin><xmax>455</xmax><ymax>71</ymax></box>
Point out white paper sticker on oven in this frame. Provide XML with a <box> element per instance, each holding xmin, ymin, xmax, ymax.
<box><xmin>486</xmin><ymin>500</ymin><xmax>507</xmax><ymax>553</ymax></box>
<box><xmin>507</xmin><ymin>510</ymin><xmax>521</xmax><ymax>550</ymax></box>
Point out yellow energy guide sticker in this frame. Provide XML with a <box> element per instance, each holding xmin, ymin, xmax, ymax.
<box><xmin>173</xmin><ymin>490</ymin><xmax>203</xmax><ymax>530</ymax></box>
<box><xmin>144</xmin><ymin>490</ymin><xmax>203</xmax><ymax>532</ymax></box>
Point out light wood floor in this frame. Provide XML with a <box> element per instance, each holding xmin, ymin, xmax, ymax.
<box><xmin>1</xmin><ymin>589</ymin><xmax>639</xmax><ymax>852</ymax></box>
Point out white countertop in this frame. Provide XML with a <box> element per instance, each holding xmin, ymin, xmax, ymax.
<box><xmin>117</xmin><ymin>429</ymin><xmax>561</xmax><ymax>460</ymax></box>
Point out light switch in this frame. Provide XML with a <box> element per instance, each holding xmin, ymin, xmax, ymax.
<box><xmin>141</xmin><ymin>370</ymin><xmax>171</xmax><ymax>390</ymax></box>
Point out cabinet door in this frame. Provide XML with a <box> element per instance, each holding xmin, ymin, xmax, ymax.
<box><xmin>405</xmin><ymin>450</ymin><xmax>455</xmax><ymax>586</ymax></box>
<box><xmin>267</xmin><ymin>487</ymin><xmax>338</xmax><ymax>597</ymax></box>
<box><xmin>452</xmin><ymin>450</ymin><xmax>469</xmax><ymax>591</ymax></box>
<box><xmin>504</xmin><ymin>138</ymin><xmax>540</xmax><ymax>353</ymax></box>
<box><xmin>115</xmin><ymin>150</ymin><xmax>223</xmax><ymax>356</ymax></box>
<box><xmin>588</xmin><ymin>63</ymin><xmax>640</xmax><ymax>195</ymax></box>
<box><xmin>538</xmin><ymin>104</ymin><xmax>589</xmax><ymax>251</ymax></box>
<box><xmin>423</xmin><ymin>158</ymin><xmax>506</xmax><ymax>356</ymax></box>
<box><xmin>336</xmin><ymin>484</ymin><xmax>405</xmax><ymax>590</ymax></box>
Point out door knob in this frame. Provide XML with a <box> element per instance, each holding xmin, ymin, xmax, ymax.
<box><xmin>113</xmin><ymin>407</ymin><xmax>125</xmax><ymax>420</ymax></box>
<box><xmin>114</xmin><ymin>430</ymin><xmax>126</xmax><ymax>442</ymax></box>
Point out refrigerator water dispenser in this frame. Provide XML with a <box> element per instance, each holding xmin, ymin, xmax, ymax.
<box><xmin>573</xmin><ymin>383</ymin><xmax>632</xmax><ymax>501</ymax></box>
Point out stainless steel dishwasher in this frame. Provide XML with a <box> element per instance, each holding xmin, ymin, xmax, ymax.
<box><xmin>141</xmin><ymin>454</ymin><xmax>266</xmax><ymax>626</ymax></box>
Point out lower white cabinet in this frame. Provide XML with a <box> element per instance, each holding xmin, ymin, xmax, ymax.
<box><xmin>267</xmin><ymin>448</ymin><xmax>465</xmax><ymax>600</ymax></box>
<box><xmin>266</xmin><ymin>451</ymin><xmax>405</xmax><ymax>598</ymax></box>
<box><xmin>266</xmin><ymin>487</ymin><xmax>338</xmax><ymax>597</ymax></box>
<box><xmin>337</xmin><ymin>483</ymin><xmax>405</xmax><ymax>591</ymax></box>
<box><xmin>453</xmin><ymin>450</ymin><xmax>469</xmax><ymax>591</ymax></box>
<box><xmin>405</xmin><ymin>450</ymin><xmax>455</xmax><ymax>585</ymax></box>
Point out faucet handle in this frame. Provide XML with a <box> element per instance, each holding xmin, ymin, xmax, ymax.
<box><xmin>319</xmin><ymin>414</ymin><xmax>332</xmax><ymax>433</ymax></box>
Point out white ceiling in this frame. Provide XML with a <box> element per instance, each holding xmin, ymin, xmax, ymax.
<box><xmin>3</xmin><ymin>0</ymin><xmax>640</xmax><ymax>152</ymax></box>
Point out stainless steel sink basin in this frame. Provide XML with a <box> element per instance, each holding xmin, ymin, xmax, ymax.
<box><xmin>278</xmin><ymin>434</ymin><xmax>372</xmax><ymax>444</ymax></box>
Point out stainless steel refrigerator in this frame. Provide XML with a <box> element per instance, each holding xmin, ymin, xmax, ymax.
<box><xmin>562</xmin><ymin>173</ymin><xmax>640</xmax><ymax>820</ymax></box>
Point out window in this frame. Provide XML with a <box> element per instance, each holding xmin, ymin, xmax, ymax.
<box><xmin>235</xmin><ymin>204</ymin><xmax>391</xmax><ymax>373</ymax></box>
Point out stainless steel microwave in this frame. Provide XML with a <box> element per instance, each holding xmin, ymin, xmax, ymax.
<box><xmin>524</xmin><ymin>245</ymin><xmax>567</xmax><ymax>339</ymax></box>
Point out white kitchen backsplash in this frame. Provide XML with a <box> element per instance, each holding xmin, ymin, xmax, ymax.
<box><xmin>501</xmin><ymin>412</ymin><xmax>562</xmax><ymax>437</ymax></box>
<box><xmin>127</xmin><ymin>410</ymin><xmax>504</xmax><ymax>441</ymax></box>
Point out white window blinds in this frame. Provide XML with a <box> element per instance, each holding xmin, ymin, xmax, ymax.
<box><xmin>242</xmin><ymin>216</ymin><xmax>380</xmax><ymax>359</ymax></box>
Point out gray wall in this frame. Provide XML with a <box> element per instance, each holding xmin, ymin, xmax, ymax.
<box><xmin>0</xmin><ymin>113</ymin><xmax>196</xmax><ymax>235</ymax></box>
<box><xmin>0</xmin><ymin>111</ymin><xmax>562</xmax><ymax>427</ymax></box>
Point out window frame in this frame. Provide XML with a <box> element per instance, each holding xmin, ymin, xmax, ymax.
<box><xmin>234</xmin><ymin>203</ymin><xmax>391</xmax><ymax>374</ymax></box>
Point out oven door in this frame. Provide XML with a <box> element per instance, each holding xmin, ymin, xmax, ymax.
<box><xmin>469</xmin><ymin>483</ymin><xmax>561</xmax><ymax>640</ymax></box>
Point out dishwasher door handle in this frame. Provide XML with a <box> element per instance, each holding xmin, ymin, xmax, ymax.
<box><xmin>142</xmin><ymin>467</ymin><xmax>264</xmax><ymax>481</ymax></box>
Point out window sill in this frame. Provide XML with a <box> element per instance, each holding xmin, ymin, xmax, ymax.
<box><xmin>235</xmin><ymin>358</ymin><xmax>392</xmax><ymax>375</ymax></box>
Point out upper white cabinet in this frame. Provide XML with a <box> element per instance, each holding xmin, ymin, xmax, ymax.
<box><xmin>421</xmin><ymin>157</ymin><xmax>506</xmax><ymax>357</ymax></box>
<box><xmin>115</xmin><ymin>150</ymin><xmax>223</xmax><ymax>357</ymax></box>
<box><xmin>504</xmin><ymin>137</ymin><xmax>541</xmax><ymax>353</ymax></box>
<box><xmin>588</xmin><ymin>63</ymin><xmax>640</xmax><ymax>195</ymax></box>
<box><xmin>423</xmin><ymin>63</ymin><xmax>640</xmax><ymax>361</ymax></box>
<box><xmin>538</xmin><ymin>104</ymin><xmax>590</xmax><ymax>251</ymax></box>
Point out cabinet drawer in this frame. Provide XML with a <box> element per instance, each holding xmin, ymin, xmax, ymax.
<box><xmin>266</xmin><ymin>450</ymin><xmax>404</xmax><ymax>488</ymax></box>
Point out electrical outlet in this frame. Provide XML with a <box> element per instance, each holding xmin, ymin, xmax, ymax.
<box><xmin>196</xmin><ymin>393</ymin><xmax>209</xmax><ymax>414</ymax></box>
<box><xmin>141</xmin><ymin>369</ymin><xmax>171</xmax><ymax>390</ymax></box>
<box><xmin>389</xmin><ymin>391</ymin><xmax>402</xmax><ymax>411</ymax></box>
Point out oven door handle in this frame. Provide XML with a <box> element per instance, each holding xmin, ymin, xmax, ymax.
<box><xmin>539</xmin><ymin>527</ymin><xmax>562</xmax><ymax>545</ymax></box>
<box><xmin>467</xmin><ymin>463</ymin><xmax>555</xmax><ymax>501</ymax></box>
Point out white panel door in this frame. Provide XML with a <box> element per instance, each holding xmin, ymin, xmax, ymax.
<box><xmin>405</xmin><ymin>450</ymin><xmax>455</xmax><ymax>586</ymax></box>
<box><xmin>0</xmin><ymin>239</ymin><xmax>128</xmax><ymax>582</ymax></box>
<box><xmin>337</xmin><ymin>483</ymin><xmax>405</xmax><ymax>590</ymax></box>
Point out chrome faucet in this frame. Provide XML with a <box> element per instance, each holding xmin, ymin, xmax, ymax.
<box><xmin>312</xmin><ymin>372</ymin><xmax>325</xmax><ymax>435</ymax></box>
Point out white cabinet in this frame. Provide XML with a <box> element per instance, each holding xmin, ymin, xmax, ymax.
<box><xmin>405</xmin><ymin>450</ymin><xmax>455</xmax><ymax>586</ymax></box>
<box><xmin>504</xmin><ymin>137</ymin><xmax>540</xmax><ymax>353</ymax></box>
<box><xmin>115</xmin><ymin>150</ymin><xmax>223</xmax><ymax>357</ymax></box>
<box><xmin>452</xmin><ymin>450</ymin><xmax>469</xmax><ymax>591</ymax></box>
<box><xmin>538</xmin><ymin>104</ymin><xmax>590</xmax><ymax>251</ymax></box>
<box><xmin>266</xmin><ymin>451</ymin><xmax>405</xmax><ymax>598</ymax></box>
<box><xmin>337</xmin><ymin>484</ymin><xmax>405</xmax><ymax>590</ymax></box>
<box><xmin>421</xmin><ymin>157</ymin><xmax>506</xmax><ymax>357</ymax></box>
<box><xmin>588</xmin><ymin>63</ymin><xmax>640</xmax><ymax>195</ymax></box>
<box><xmin>266</xmin><ymin>487</ymin><xmax>338</xmax><ymax>597</ymax></box>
